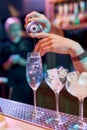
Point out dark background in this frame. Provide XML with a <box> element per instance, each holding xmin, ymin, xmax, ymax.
<box><xmin>0</xmin><ymin>0</ymin><xmax>45</xmax><ymax>20</ymax></box>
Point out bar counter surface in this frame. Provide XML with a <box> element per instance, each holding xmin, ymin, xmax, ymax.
<box><xmin>0</xmin><ymin>98</ymin><xmax>87</xmax><ymax>130</ymax></box>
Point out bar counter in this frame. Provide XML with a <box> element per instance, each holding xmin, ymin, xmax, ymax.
<box><xmin>0</xmin><ymin>98</ymin><xmax>87</xmax><ymax>130</ymax></box>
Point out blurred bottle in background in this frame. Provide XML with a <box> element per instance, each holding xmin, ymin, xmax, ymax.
<box><xmin>78</xmin><ymin>1</ymin><xmax>87</xmax><ymax>23</ymax></box>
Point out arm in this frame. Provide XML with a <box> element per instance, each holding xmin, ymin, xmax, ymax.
<box><xmin>29</xmin><ymin>32</ymin><xmax>87</xmax><ymax>72</ymax></box>
<box><xmin>25</xmin><ymin>11</ymin><xmax>87</xmax><ymax>72</ymax></box>
<box><xmin>72</xmin><ymin>52</ymin><xmax>87</xmax><ymax>73</ymax></box>
<box><xmin>49</xmin><ymin>23</ymin><xmax>64</xmax><ymax>36</ymax></box>
<box><xmin>2</xmin><ymin>54</ymin><xmax>23</xmax><ymax>70</ymax></box>
<box><xmin>25</xmin><ymin>11</ymin><xmax>64</xmax><ymax>36</ymax></box>
<box><xmin>3</xmin><ymin>58</ymin><xmax>13</xmax><ymax>70</ymax></box>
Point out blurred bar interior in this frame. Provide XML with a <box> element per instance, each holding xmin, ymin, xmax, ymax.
<box><xmin>0</xmin><ymin>0</ymin><xmax>87</xmax><ymax>118</ymax></box>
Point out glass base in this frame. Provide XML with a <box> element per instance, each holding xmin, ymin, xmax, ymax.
<box><xmin>27</xmin><ymin>110</ymin><xmax>44</xmax><ymax>119</ymax></box>
<box><xmin>68</xmin><ymin>121</ymin><xmax>87</xmax><ymax>130</ymax></box>
<box><xmin>46</xmin><ymin>115</ymin><xmax>67</xmax><ymax>125</ymax></box>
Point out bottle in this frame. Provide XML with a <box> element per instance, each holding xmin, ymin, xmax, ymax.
<box><xmin>73</xmin><ymin>2</ymin><xmax>80</xmax><ymax>25</ymax></box>
<box><xmin>78</xmin><ymin>1</ymin><xmax>86</xmax><ymax>23</ymax></box>
<box><xmin>26</xmin><ymin>21</ymin><xmax>43</xmax><ymax>33</ymax></box>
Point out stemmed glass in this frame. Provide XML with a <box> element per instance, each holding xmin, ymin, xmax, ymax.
<box><xmin>45</xmin><ymin>67</ymin><xmax>68</xmax><ymax>125</ymax></box>
<box><xmin>26</xmin><ymin>52</ymin><xmax>43</xmax><ymax>118</ymax></box>
<box><xmin>66</xmin><ymin>71</ymin><xmax>87</xmax><ymax>130</ymax></box>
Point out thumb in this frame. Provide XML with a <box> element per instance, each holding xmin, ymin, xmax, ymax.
<box><xmin>29</xmin><ymin>32</ymin><xmax>49</xmax><ymax>39</ymax></box>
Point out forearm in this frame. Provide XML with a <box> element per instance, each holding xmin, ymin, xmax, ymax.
<box><xmin>67</xmin><ymin>39</ymin><xmax>87</xmax><ymax>72</ymax></box>
<box><xmin>72</xmin><ymin>58</ymin><xmax>87</xmax><ymax>72</ymax></box>
<box><xmin>50</xmin><ymin>23</ymin><xmax>64</xmax><ymax>36</ymax></box>
<box><xmin>3</xmin><ymin>59</ymin><xmax>13</xmax><ymax>70</ymax></box>
<box><xmin>50</xmin><ymin>25</ymin><xmax>87</xmax><ymax>72</ymax></box>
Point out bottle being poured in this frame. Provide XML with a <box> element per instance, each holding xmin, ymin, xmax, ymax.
<box><xmin>26</xmin><ymin>21</ymin><xmax>43</xmax><ymax>46</ymax></box>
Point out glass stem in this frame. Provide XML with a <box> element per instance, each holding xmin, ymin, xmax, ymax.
<box><xmin>79</xmin><ymin>98</ymin><xmax>84</xmax><ymax>122</ymax></box>
<box><xmin>55</xmin><ymin>92</ymin><xmax>59</xmax><ymax>119</ymax></box>
<box><xmin>33</xmin><ymin>90</ymin><xmax>37</xmax><ymax>114</ymax></box>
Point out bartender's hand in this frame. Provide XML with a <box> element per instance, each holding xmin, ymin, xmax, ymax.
<box><xmin>30</xmin><ymin>32</ymin><xmax>84</xmax><ymax>58</ymax></box>
<box><xmin>25</xmin><ymin>11</ymin><xmax>51</xmax><ymax>33</ymax></box>
<box><xmin>32</xmin><ymin>33</ymin><xmax>70</xmax><ymax>56</ymax></box>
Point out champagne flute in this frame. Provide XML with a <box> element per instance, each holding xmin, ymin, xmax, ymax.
<box><xmin>66</xmin><ymin>71</ymin><xmax>87</xmax><ymax>130</ymax></box>
<box><xmin>45</xmin><ymin>67</ymin><xmax>68</xmax><ymax>125</ymax></box>
<box><xmin>26</xmin><ymin>52</ymin><xmax>43</xmax><ymax>118</ymax></box>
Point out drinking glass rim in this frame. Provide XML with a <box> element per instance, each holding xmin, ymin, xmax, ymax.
<box><xmin>27</xmin><ymin>52</ymin><xmax>41</xmax><ymax>57</ymax></box>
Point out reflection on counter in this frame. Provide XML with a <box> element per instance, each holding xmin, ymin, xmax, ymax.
<box><xmin>0</xmin><ymin>114</ymin><xmax>52</xmax><ymax>130</ymax></box>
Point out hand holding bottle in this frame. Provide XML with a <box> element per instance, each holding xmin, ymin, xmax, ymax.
<box><xmin>25</xmin><ymin>11</ymin><xmax>51</xmax><ymax>33</ymax></box>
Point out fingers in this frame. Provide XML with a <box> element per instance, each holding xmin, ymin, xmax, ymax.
<box><xmin>34</xmin><ymin>44</ymin><xmax>52</xmax><ymax>56</ymax></box>
<box><xmin>25</xmin><ymin>11</ymin><xmax>51</xmax><ymax>33</ymax></box>
<box><xmin>25</xmin><ymin>11</ymin><xmax>41</xmax><ymax>28</ymax></box>
<box><xmin>24</xmin><ymin>18</ymin><xmax>44</xmax><ymax>29</ymax></box>
<box><xmin>33</xmin><ymin>37</ymin><xmax>51</xmax><ymax>51</ymax></box>
<box><xmin>33</xmin><ymin>38</ymin><xmax>52</xmax><ymax>56</ymax></box>
<box><xmin>24</xmin><ymin>17</ymin><xmax>39</xmax><ymax>28</ymax></box>
<box><xmin>25</xmin><ymin>11</ymin><xmax>41</xmax><ymax>20</ymax></box>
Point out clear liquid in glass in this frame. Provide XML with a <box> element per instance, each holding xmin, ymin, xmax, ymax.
<box><xmin>26</xmin><ymin>52</ymin><xmax>44</xmax><ymax>119</ymax></box>
<box><xmin>66</xmin><ymin>71</ymin><xmax>87</xmax><ymax>130</ymax></box>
